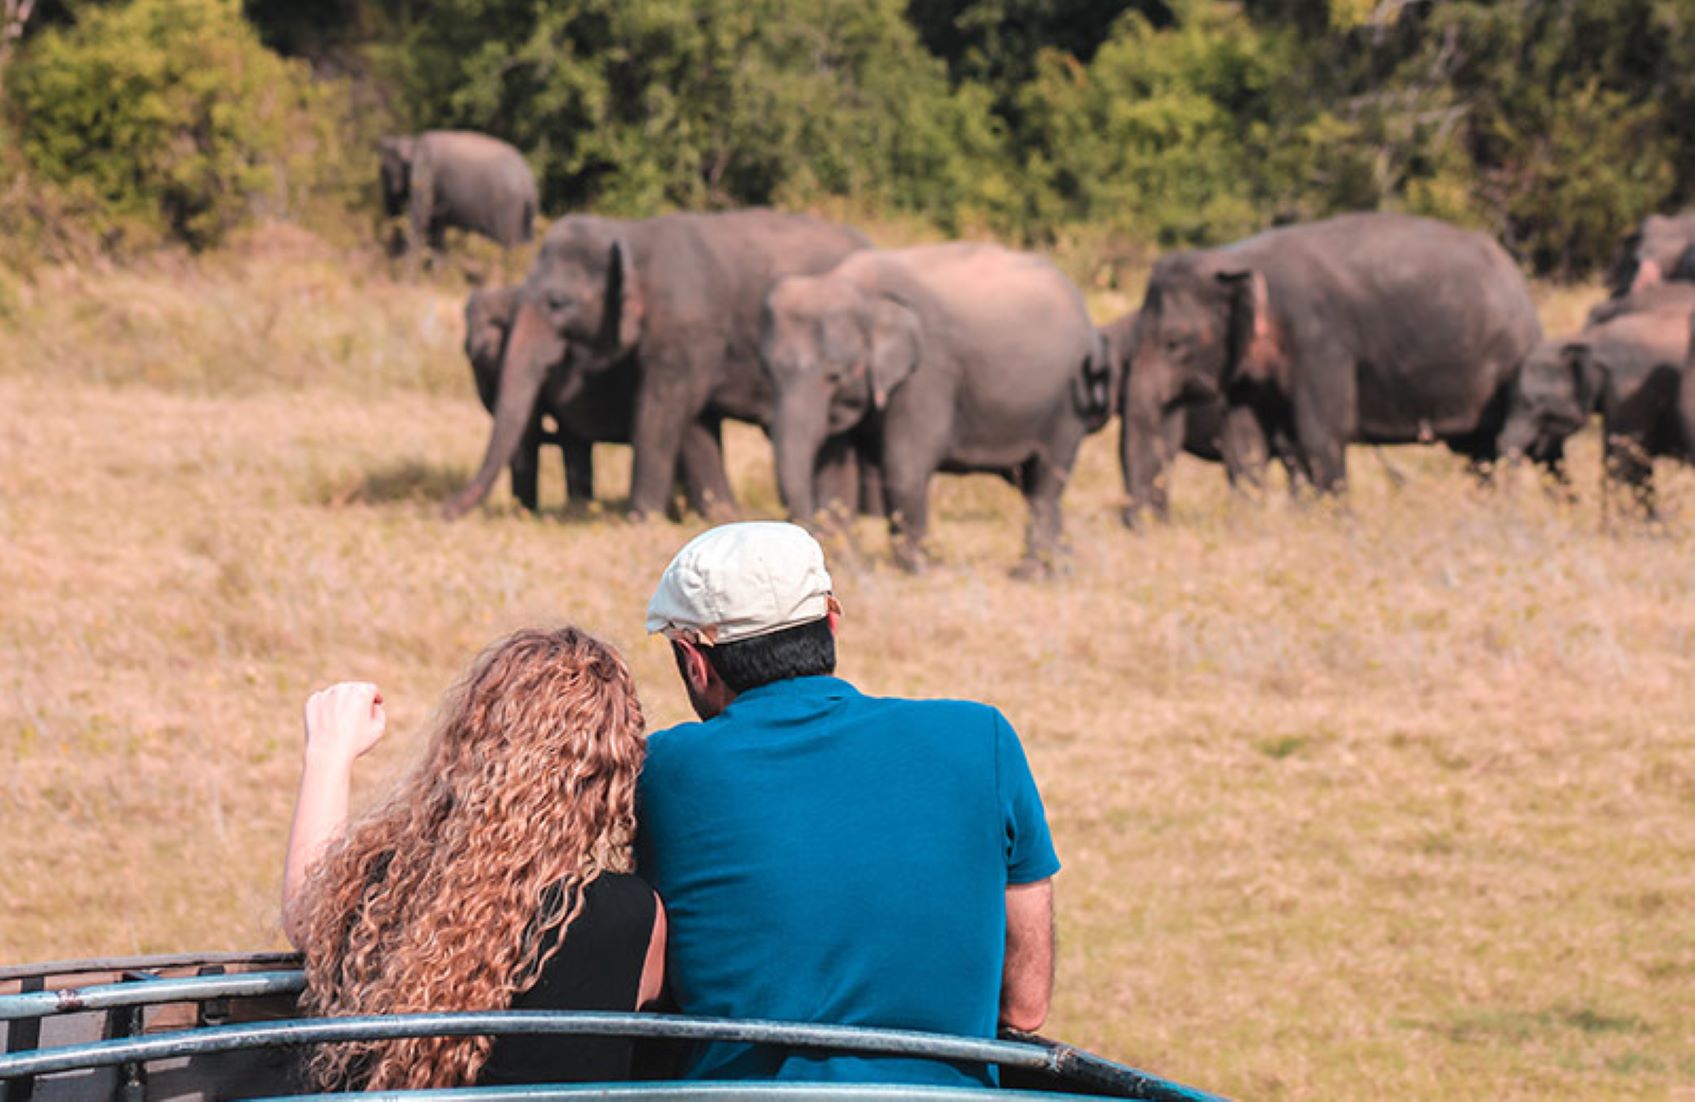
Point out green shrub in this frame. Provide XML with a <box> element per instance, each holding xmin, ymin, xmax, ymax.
<box><xmin>1016</xmin><ymin>0</ymin><xmax>1290</xmax><ymax>249</ymax></box>
<box><xmin>6</xmin><ymin>0</ymin><xmax>354</xmax><ymax>249</ymax></box>
<box><xmin>369</xmin><ymin>0</ymin><xmax>1012</xmax><ymax>232</ymax></box>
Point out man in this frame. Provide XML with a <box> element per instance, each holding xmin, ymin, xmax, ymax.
<box><xmin>638</xmin><ymin>521</ymin><xmax>1059</xmax><ymax>1086</ymax></box>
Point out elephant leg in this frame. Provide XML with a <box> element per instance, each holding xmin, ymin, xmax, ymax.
<box><xmin>812</xmin><ymin>434</ymin><xmax>860</xmax><ymax>529</ymax></box>
<box><xmin>881</xmin><ymin>413</ymin><xmax>954</xmax><ymax>572</ymax></box>
<box><xmin>1220</xmin><ymin>405</ymin><xmax>1271</xmax><ymax>495</ymax></box>
<box><xmin>1607</xmin><ymin>438</ymin><xmax>1657</xmax><ymax>519</ymax></box>
<box><xmin>562</xmin><ymin>433</ymin><xmax>594</xmax><ymax>505</ymax></box>
<box><xmin>509</xmin><ymin>416</ymin><xmax>545</xmax><ymax>513</ymax></box>
<box><xmin>883</xmin><ymin>469</ymin><xmax>935</xmax><ymax>573</ymax></box>
<box><xmin>1291</xmin><ymin>356</ymin><xmax>1353</xmax><ymax>494</ymax></box>
<box><xmin>857</xmin><ymin>450</ymin><xmax>886</xmax><ymax>518</ymax></box>
<box><xmin>677</xmin><ymin>416</ymin><xmax>738</xmax><ymax>521</ymax></box>
<box><xmin>1292</xmin><ymin>397</ymin><xmax>1347</xmax><ymax>493</ymax></box>
<box><xmin>1012</xmin><ymin>449</ymin><xmax>1073</xmax><ymax>580</ymax></box>
<box><xmin>628</xmin><ymin>371</ymin><xmax>704</xmax><ymax>520</ymax></box>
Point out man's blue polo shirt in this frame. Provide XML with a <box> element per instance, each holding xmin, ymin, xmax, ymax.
<box><xmin>636</xmin><ymin>675</ymin><xmax>1060</xmax><ymax>1086</ymax></box>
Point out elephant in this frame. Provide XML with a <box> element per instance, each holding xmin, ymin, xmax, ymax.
<box><xmin>1098</xmin><ymin>309</ymin><xmax>1283</xmax><ymax>501</ymax></box>
<box><xmin>379</xmin><ymin>131</ymin><xmax>538</xmax><ymax>256</ymax></box>
<box><xmin>1121</xmin><ymin>212</ymin><xmax>1543</xmax><ymax>525</ymax></box>
<box><xmin>1499</xmin><ymin>303</ymin><xmax>1694</xmax><ymax>516</ymax></box>
<box><xmin>1603</xmin><ymin>212</ymin><xmax>1695</xmax><ymax>300</ymax></box>
<box><xmin>760</xmin><ymin>242</ymin><xmax>1106</xmax><ymax>575</ymax></box>
<box><xmin>443</xmin><ymin>209</ymin><xmax>868</xmax><ymax>522</ymax></box>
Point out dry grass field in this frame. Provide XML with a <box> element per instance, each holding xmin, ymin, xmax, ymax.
<box><xmin>1</xmin><ymin>226</ymin><xmax>1692</xmax><ymax>1100</ymax></box>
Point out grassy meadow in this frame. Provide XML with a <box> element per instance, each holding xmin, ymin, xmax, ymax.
<box><xmin>1</xmin><ymin>226</ymin><xmax>1692</xmax><ymax>1100</ymax></box>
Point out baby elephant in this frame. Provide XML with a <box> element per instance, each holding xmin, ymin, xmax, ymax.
<box><xmin>761</xmin><ymin>242</ymin><xmax>1106</xmax><ymax>576</ymax></box>
<box><xmin>1499</xmin><ymin>303</ymin><xmax>1695</xmax><ymax>516</ymax></box>
<box><xmin>463</xmin><ymin>287</ymin><xmax>589</xmax><ymax>511</ymax></box>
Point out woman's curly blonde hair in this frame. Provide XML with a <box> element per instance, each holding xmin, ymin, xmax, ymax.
<box><xmin>289</xmin><ymin>626</ymin><xmax>646</xmax><ymax>1090</ymax></box>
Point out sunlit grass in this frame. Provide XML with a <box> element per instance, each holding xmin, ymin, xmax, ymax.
<box><xmin>0</xmin><ymin>229</ymin><xmax>1691</xmax><ymax>1100</ymax></box>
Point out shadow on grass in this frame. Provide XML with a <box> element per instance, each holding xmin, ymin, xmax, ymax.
<box><xmin>321</xmin><ymin>460</ymin><xmax>471</xmax><ymax>507</ymax></box>
<box><xmin>317</xmin><ymin>459</ymin><xmax>685</xmax><ymax>525</ymax></box>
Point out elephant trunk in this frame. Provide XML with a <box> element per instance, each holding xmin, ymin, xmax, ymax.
<box><xmin>1495</xmin><ymin>408</ymin><xmax>1544</xmax><ymax>466</ymax></box>
<box><xmin>1121</xmin><ymin>369</ymin><xmax>1174</xmax><ymax>528</ymax></box>
<box><xmin>443</xmin><ymin>300</ymin><xmax>568</xmax><ymax>520</ymax></box>
<box><xmin>774</xmin><ymin>389</ymin><xmax>832</xmax><ymax>525</ymax></box>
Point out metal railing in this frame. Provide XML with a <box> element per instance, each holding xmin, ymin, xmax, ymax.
<box><xmin>0</xmin><ymin>971</ymin><xmax>305</xmax><ymax>1021</ymax></box>
<box><xmin>0</xmin><ymin>973</ymin><xmax>1227</xmax><ymax>1102</ymax></box>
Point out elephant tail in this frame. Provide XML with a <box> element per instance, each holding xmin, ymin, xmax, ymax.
<box><xmin>1073</xmin><ymin>332</ymin><xmax>1114</xmax><ymax>432</ymax></box>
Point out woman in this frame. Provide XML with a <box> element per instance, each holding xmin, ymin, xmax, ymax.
<box><xmin>280</xmin><ymin>627</ymin><xmax>665</xmax><ymax>1090</ymax></box>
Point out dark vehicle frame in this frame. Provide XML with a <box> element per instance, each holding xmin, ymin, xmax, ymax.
<box><xmin>0</xmin><ymin>953</ymin><xmax>1226</xmax><ymax>1102</ymax></box>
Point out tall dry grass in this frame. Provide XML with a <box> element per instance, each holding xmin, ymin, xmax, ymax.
<box><xmin>0</xmin><ymin>227</ymin><xmax>1692</xmax><ymax>1099</ymax></box>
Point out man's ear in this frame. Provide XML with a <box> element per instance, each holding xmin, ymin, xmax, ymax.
<box><xmin>673</xmin><ymin>638</ymin><xmax>713</xmax><ymax>692</ymax></box>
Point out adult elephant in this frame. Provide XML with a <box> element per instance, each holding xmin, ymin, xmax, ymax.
<box><xmin>1499</xmin><ymin>304</ymin><xmax>1694</xmax><ymax>516</ymax></box>
<box><xmin>462</xmin><ymin>285</ymin><xmax>728</xmax><ymax>516</ymax></box>
<box><xmin>761</xmin><ymin>242</ymin><xmax>1105</xmax><ymax>575</ymax></box>
<box><xmin>379</xmin><ymin>131</ymin><xmax>538</xmax><ymax>255</ymax></box>
<box><xmin>443</xmin><ymin>210</ymin><xmax>868</xmax><ymax>522</ymax></box>
<box><xmin>1604</xmin><ymin>212</ymin><xmax>1695</xmax><ymax>300</ymax></box>
<box><xmin>1098</xmin><ymin>310</ymin><xmax>1280</xmax><ymax>504</ymax></box>
<box><xmin>1121</xmin><ymin>212</ymin><xmax>1543</xmax><ymax>525</ymax></box>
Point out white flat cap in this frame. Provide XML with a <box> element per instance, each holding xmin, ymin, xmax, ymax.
<box><xmin>647</xmin><ymin>522</ymin><xmax>837</xmax><ymax>645</ymax></box>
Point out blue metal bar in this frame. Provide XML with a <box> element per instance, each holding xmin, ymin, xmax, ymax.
<box><xmin>0</xmin><ymin>1013</ymin><xmax>1054</xmax><ymax>1080</ymax></box>
<box><xmin>0</xmin><ymin>972</ymin><xmax>305</xmax><ymax>1022</ymax></box>
<box><xmin>258</xmin><ymin>1084</ymin><xmax>1122</xmax><ymax>1102</ymax></box>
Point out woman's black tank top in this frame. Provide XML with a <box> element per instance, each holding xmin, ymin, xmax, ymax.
<box><xmin>478</xmin><ymin>871</ymin><xmax>657</xmax><ymax>1085</ymax></box>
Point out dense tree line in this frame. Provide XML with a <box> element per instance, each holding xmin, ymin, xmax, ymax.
<box><xmin>3</xmin><ymin>0</ymin><xmax>1695</xmax><ymax>276</ymax></box>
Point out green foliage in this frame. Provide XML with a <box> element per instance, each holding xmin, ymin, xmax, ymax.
<box><xmin>6</xmin><ymin>0</ymin><xmax>355</xmax><ymax>249</ymax></box>
<box><xmin>1017</xmin><ymin>0</ymin><xmax>1288</xmax><ymax>246</ymax></box>
<box><xmin>12</xmin><ymin>0</ymin><xmax>1695</xmax><ymax>275</ymax></box>
<box><xmin>368</xmin><ymin>0</ymin><xmax>1009</xmax><ymax>232</ymax></box>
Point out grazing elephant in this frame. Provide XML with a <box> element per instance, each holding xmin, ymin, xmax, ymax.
<box><xmin>1499</xmin><ymin>305</ymin><xmax>1694</xmax><ymax>515</ymax></box>
<box><xmin>1604</xmin><ymin>212</ymin><xmax>1695</xmax><ymax>300</ymax></box>
<box><xmin>761</xmin><ymin>242</ymin><xmax>1105</xmax><ymax>575</ymax></box>
<box><xmin>1122</xmin><ymin>212</ymin><xmax>1543</xmax><ymax>524</ymax></box>
<box><xmin>443</xmin><ymin>209</ymin><xmax>867</xmax><ymax>521</ymax></box>
<box><xmin>380</xmin><ymin>131</ymin><xmax>538</xmax><ymax>255</ymax></box>
<box><xmin>1098</xmin><ymin>310</ymin><xmax>1281</xmax><ymax>502</ymax></box>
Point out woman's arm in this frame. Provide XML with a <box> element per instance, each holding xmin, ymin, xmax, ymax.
<box><xmin>281</xmin><ymin>682</ymin><xmax>388</xmax><ymax>948</ymax></box>
<box><xmin>637</xmin><ymin>893</ymin><xmax>667</xmax><ymax>1009</ymax></box>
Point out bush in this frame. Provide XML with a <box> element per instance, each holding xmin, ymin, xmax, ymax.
<box><xmin>370</xmin><ymin>0</ymin><xmax>1012</xmax><ymax>232</ymax></box>
<box><xmin>5</xmin><ymin>0</ymin><xmax>356</xmax><ymax>250</ymax></box>
<box><xmin>1016</xmin><ymin>0</ymin><xmax>1290</xmax><ymax>249</ymax></box>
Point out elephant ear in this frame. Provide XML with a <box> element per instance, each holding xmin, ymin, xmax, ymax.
<box><xmin>1562</xmin><ymin>342</ymin><xmax>1607</xmax><ymax>412</ymax></box>
<box><xmin>600</xmin><ymin>240</ymin><xmax>646</xmax><ymax>353</ymax></box>
<box><xmin>1216</xmin><ymin>266</ymin><xmax>1282</xmax><ymax>389</ymax></box>
<box><xmin>868</xmin><ymin>297</ymin><xmax>922</xmax><ymax>409</ymax></box>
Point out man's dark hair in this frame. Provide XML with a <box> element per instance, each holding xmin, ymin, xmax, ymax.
<box><xmin>680</xmin><ymin>617</ymin><xmax>836</xmax><ymax>694</ymax></box>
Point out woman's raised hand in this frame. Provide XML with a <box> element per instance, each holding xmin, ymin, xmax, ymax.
<box><xmin>303</xmin><ymin>681</ymin><xmax>389</xmax><ymax>765</ymax></box>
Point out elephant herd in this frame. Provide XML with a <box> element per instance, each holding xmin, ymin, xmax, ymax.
<box><xmin>394</xmin><ymin>129</ymin><xmax>1695</xmax><ymax>569</ymax></box>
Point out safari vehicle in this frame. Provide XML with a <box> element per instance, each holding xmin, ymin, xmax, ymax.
<box><xmin>0</xmin><ymin>952</ymin><xmax>1226</xmax><ymax>1102</ymax></box>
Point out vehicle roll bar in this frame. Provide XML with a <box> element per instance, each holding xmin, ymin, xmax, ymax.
<box><xmin>0</xmin><ymin>1011</ymin><xmax>1227</xmax><ymax>1102</ymax></box>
